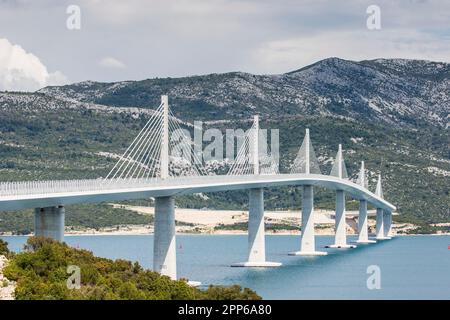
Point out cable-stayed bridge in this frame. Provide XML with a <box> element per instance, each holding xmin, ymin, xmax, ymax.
<box><xmin>0</xmin><ymin>95</ymin><xmax>396</xmax><ymax>283</ymax></box>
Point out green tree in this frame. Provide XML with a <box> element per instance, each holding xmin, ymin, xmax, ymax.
<box><xmin>0</xmin><ymin>239</ymin><xmax>9</xmax><ymax>256</ymax></box>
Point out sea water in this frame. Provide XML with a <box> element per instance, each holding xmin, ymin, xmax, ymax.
<box><xmin>2</xmin><ymin>234</ymin><xmax>449</xmax><ymax>299</ymax></box>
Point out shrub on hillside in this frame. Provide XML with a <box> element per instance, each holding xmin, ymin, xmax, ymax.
<box><xmin>4</xmin><ymin>237</ymin><xmax>261</xmax><ymax>300</ymax></box>
<box><xmin>0</xmin><ymin>239</ymin><xmax>9</xmax><ymax>256</ymax></box>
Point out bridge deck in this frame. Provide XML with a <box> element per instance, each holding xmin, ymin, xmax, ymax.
<box><xmin>0</xmin><ymin>174</ymin><xmax>396</xmax><ymax>212</ymax></box>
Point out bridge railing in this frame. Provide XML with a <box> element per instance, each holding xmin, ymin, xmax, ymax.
<box><xmin>0</xmin><ymin>173</ymin><xmax>365</xmax><ymax>200</ymax></box>
<box><xmin>0</xmin><ymin>175</ymin><xmax>246</xmax><ymax>198</ymax></box>
<box><xmin>0</xmin><ymin>174</ymin><xmax>286</xmax><ymax>198</ymax></box>
<box><xmin>0</xmin><ymin>178</ymin><xmax>156</xmax><ymax>197</ymax></box>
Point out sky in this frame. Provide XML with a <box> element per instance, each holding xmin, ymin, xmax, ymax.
<box><xmin>0</xmin><ymin>0</ymin><xmax>449</xmax><ymax>91</ymax></box>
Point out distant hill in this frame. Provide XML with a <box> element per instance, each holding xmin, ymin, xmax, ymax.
<box><xmin>39</xmin><ymin>57</ymin><xmax>450</xmax><ymax>127</ymax></box>
<box><xmin>0</xmin><ymin>57</ymin><xmax>448</xmax><ymax>228</ymax></box>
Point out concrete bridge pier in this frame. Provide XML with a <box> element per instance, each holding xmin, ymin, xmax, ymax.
<box><xmin>232</xmin><ymin>188</ymin><xmax>281</xmax><ymax>267</ymax></box>
<box><xmin>383</xmin><ymin>210</ymin><xmax>392</xmax><ymax>239</ymax></box>
<box><xmin>356</xmin><ymin>200</ymin><xmax>376</xmax><ymax>244</ymax></box>
<box><xmin>289</xmin><ymin>185</ymin><xmax>327</xmax><ymax>256</ymax></box>
<box><xmin>34</xmin><ymin>206</ymin><xmax>65</xmax><ymax>242</ymax></box>
<box><xmin>376</xmin><ymin>208</ymin><xmax>389</xmax><ymax>240</ymax></box>
<box><xmin>326</xmin><ymin>190</ymin><xmax>356</xmax><ymax>249</ymax></box>
<box><xmin>153</xmin><ymin>196</ymin><xmax>177</xmax><ymax>280</ymax></box>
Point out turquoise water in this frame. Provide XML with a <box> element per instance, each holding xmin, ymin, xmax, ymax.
<box><xmin>1</xmin><ymin>234</ymin><xmax>449</xmax><ymax>299</ymax></box>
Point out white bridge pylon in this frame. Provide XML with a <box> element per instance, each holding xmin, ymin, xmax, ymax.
<box><xmin>375</xmin><ymin>174</ymin><xmax>392</xmax><ymax>240</ymax></box>
<box><xmin>289</xmin><ymin>129</ymin><xmax>327</xmax><ymax>256</ymax></box>
<box><xmin>326</xmin><ymin>144</ymin><xmax>356</xmax><ymax>249</ymax></box>
<box><xmin>356</xmin><ymin>161</ymin><xmax>376</xmax><ymax>244</ymax></box>
<box><xmin>231</xmin><ymin>115</ymin><xmax>281</xmax><ymax>267</ymax></box>
<box><xmin>105</xmin><ymin>95</ymin><xmax>207</xmax><ymax>181</ymax></box>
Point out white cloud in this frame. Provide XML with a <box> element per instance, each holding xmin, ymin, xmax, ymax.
<box><xmin>1</xmin><ymin>1</ymin><xmax>449</xmax><ymax>81</ymax></box>
<box><xmin>0</xmin><ymin>38</ymin><xmax>68</xmax><ymax>92</ymax></box>
<box><xmin>99</xmin><ymin>57</ymin><xmax>126</xmax><ymax>69</ymax></box>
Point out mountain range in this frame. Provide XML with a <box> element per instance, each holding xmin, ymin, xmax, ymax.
<box><xmin>0</xmin><ymin>57</ymin><xmax>449</xmax><ymax>231</ymax></box>
<box><xmin>39</xmin><ymin>57</ymin><xmax>450</xmax><ymax>127</ymax></box>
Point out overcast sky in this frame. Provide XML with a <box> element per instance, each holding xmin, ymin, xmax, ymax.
<box><xmin>0</xmin><ymin>0</ymin><xmax>449</xmax><ymax>91</ymax></box>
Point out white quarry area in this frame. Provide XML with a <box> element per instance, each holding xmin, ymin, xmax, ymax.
<box><xmin>94</xmin><ymin>151</ymin><xmax>123</xmax><ymax>160</ymax></box>
<box><xmin>0</xmin><ymin>140</ymin><xmax>25</xmax><ymax>148</ymax></box>
<box><xmin>350</xmin><ymin>137</ymin><xmax>364</xmax><ymax>144</ymax></box>
<box><xmin>426</xmin><ymin>166</ymin><xmax>450</xmax><ymax>177</ymax></box>
<box><xmin>429</xmin><ymin>155</ymin><xmax>450</xmax><ymax>164</ymax></box>
<box><xmin>193</xmin><ymin>193</ymin><xmax>209</xmax><ymax>200</ymax></box>
<box><xmin>167</xmin><ymin>156</ymin><xmax>234</xmax><ymax>177</ymax></box>
<box><xmin>317</xmin><ymin>155</ymin><xmax>334</xmax><ymax>165</ymax></box>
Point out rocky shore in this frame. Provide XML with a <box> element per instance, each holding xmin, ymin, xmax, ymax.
<box><xmin>0</xmin><ymin>255</ymin><xmax>15</xmax><ymax>300</ymax></box>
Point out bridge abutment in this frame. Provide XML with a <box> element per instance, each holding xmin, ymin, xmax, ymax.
<box><xmin>327</xmin><ymin>190</ymin><xmax>355</xmax><ymax>249</ymax></box>
<box><xmin>34</xmin><ymin>206</ymin><xmax>65</xmax><ymax>242</ymax></box>
<box><xmin>232</xmin><ymin>188</ymin><xmax>281</xmax><ymax>267</ymax></box>
<box><xmin>289</xmin><ymin>185</ymin><xmax>327</xmax><ymax>256</ymax></box>
<box><xmin>153</xmin><ymin>196</ymin><xmax>177</xmax><ymax>280</ymax></box>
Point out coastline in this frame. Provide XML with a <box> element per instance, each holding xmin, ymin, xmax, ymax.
<box><xmin>1</xmin><ymin>205</ymin><xmax>448</xmax><ymax>237</ymax></box>
<box><xmin>2</xmin><ymin>227</ymin><xmax>449</xmax><ymax>237</ymax></box>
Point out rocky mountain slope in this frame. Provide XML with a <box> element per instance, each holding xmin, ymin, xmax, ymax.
<box><xmin>0</xmin><ymin>57</ymin><xmax>448</xmax><ymax>228</ymax></box>
<box><xmin>39</xmin><ymin>58</ymin><xmax>449</xmax><ymax>127</ymax></box>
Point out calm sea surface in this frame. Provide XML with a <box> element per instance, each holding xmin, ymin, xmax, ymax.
<box><xmin>1</xmin><ymin>234</ymin><xmax>449</xmax><ymax>299</ymax></box>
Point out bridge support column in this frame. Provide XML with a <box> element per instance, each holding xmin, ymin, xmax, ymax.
<box><xmin>232</xmin><ymin>188</ymin><xmax>281</xmax><ymax>267</ymax></box>
<box><xmin>153</xmin><ymin>196</ymin><xmax>177</xmax><ymax>280</ymax></box>
<box><xmin>326</xmin><ymin>190</ymin><xmax>355</xmax><ymax>249</ymax></box>
<box><xmin>34</xmin><ymin>206</ymin><xmax>65</xmax><ymax>242</ymax></box>
<box><xmin>383</xmin><ymin>210</ymin><xmax>392</xmax><ymax>239</ymax></box>
<box><xmin>376</xmin><ymin>208</ymin><xmax>389</xmax><ymax>240</ymax></box>
<box><xmin>289</xmin><ymin>185</ymin><xmax>327</xmax><ymax>256</ymax></box>
<box><xmin>356</xmin><ymin>200</ymin><xmax>376</xmax><ymax>244</ymax></box>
